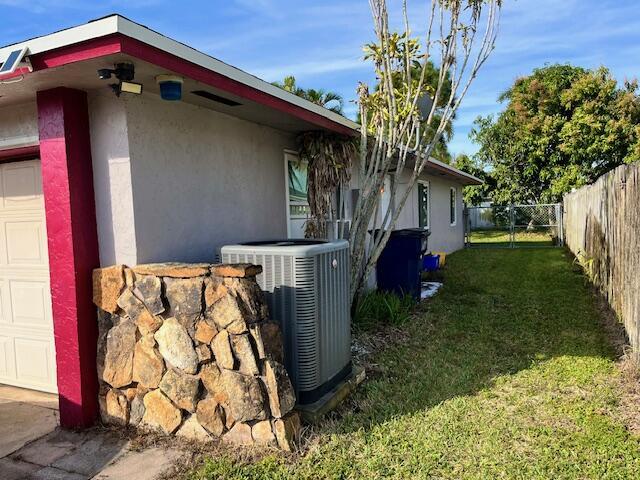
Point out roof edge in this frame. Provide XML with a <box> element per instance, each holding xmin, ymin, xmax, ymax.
<box><xmin>426</xmin><ymin>157</ymin><xmax>483</xmax><ymax>185</ymax></box>
<box><xmin>1</xmin><ymin>14</ymin><xmax>359</xmax><ymax>135</ymax></box>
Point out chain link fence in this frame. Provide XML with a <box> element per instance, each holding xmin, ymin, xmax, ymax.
<box><xmin>465</xmin><ymin>204</ymin><xmax>563</xmax><ymax>248</ymax></box>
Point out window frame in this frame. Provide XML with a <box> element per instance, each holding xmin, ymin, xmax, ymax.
<box><xmin>418</xmin><ymin>180</ymin><xmax>430</xmax><ymax>230</ymax></box>
<box><xmin>284</xmin><ymin>150</ymin><xmax>310</xmax><ymax>237</ymax></box>
<box><xmin>449</xmin><ymin>186</ymin><xmax>457</xmax><ymax>226</ymax></box>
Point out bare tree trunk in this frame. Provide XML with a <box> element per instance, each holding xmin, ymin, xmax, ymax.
<box><xmin>349</xmin><ymin>0</ymin><xmax>501</xmax><ymax>306</ymax></box>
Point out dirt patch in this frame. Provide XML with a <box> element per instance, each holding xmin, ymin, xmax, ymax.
<box><xmin>352</xmin><ymin>326</ymin><xmax>411</xmax><ymax>377</ymax></box>
<box><xmin>616</xmin><ymin>355</ymin><xmax>640</xmax><ymax>435</ymax></box>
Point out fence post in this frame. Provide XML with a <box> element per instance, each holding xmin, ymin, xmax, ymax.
<box><xmin>557</xmin><ymin>203</ymin><xmax>564</xmax><ymax>246</ymax></box>
<box><xmin>463</xmin><ymin>206</ymin><xmax>469</xmax><ymax>247</ymax></box>
<box><xmin>509</xmin><ymin>204</ymin><xmax>515</xmax><ymax>248</ymax></box>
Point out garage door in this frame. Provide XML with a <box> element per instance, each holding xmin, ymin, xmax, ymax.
<box><xmin>0</xmin><ymin>159</ymin><xmax>56</xmax><ymax>393</ymax></box>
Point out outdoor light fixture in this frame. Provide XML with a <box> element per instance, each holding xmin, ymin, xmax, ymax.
<box><xmin>97</xmin><ymin>63</ymin><xmax>143</xmax><ymax>97</ymax></box>
<box><xmin>118</xmin><ymin>81</ymin><xmax>143</xmax><ymax>95</ymax></box>
<box><xmin>156</xmin><ymin>74</ymin><xmax>183</xmax><ymax>101</ymax></box>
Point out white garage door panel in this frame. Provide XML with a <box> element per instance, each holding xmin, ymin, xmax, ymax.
<box><xmin>0</xmin><ymin>335</ymin><xmax>15</xmax><ymax>379</ymax></box>
<box><xmin>0</xmin><ymin>159</ymin><xmax>56</xmax><ymax>393</ymax></box>
<box><xmin>10</xmin><ymin>280</ymin><xmax>51</xmax><ymax>327</ymax></box>
<box><xmin>14</xmin><ymin>337</ymin><xmax>55</xmax><ymax>386</ymax></box>
<box><xmin>6</xmin><ymin>220</ymin><xmax>47</xmax><ymax>265</ymax></box>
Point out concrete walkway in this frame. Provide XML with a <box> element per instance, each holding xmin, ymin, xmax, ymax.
<box><xmin>0</xmin><ymin>385</ymin><xmax>185</xmax><ymax>479</ymax></box>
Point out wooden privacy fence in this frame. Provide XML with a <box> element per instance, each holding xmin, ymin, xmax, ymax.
<box><xmin>564</xmin><ymin>163</ymin><xmax>640</xmax><ymax>356</ymax></box>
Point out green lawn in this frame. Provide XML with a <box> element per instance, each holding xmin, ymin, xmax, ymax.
<box><xmin>188</xmin><ymin>249</ymin><xmax>640</xmax><ymax>479</ymax></box>
<box><xmin>469</xmin><ymin>229</ymin><xmax>556</xmax><ymax>247</ymax></box>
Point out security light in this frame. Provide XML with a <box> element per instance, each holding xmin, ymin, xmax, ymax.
<box><xmin>110</xmin><ymin>81</ymin><xmax>143</xmax><ymax>97</ymax></box>
<box><xmin>97</xmin><ymin>68</ymin><xmax>113</xmax><ymax>80</ymax></box>
<box><xmin>97</xmin><ymin>63</ymin><xmax>135</xmax><ymax>81</ymax></box>
<box><xmin>98</xmin><ymin>63</ymin><xmax>142</xmax><ymax>97</ymax></box>
<box><xmin>119</xmin><ymin>81</ymin><xmax>143</xmax><ymax>95</ymax></box>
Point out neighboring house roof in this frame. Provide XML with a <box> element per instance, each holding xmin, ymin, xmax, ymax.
<box><xmin>425</xmin><ymin>156</ymin><xmax>483</xmax><ymax>186</ymax></box>
<box><xmin>0</xmin><ymin>14</ymin><xmax>481</xmax><ymax>185</ymax></box>
<box><xmin>400</xmin><ymin>148</ymin><xmax>483</xmax><ymax>186</ymax></box>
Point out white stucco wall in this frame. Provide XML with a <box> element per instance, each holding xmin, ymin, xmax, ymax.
<box><xmin>394</xmin><ymin>170</ymin><xmax>465</xmax><ymax>253</ymax></box>
<box><xmin>424</xmin><ymin>176</ymin><xmax>465</xmax><ymax>253</ymax></box>
<box><xmin>88</xmin><ymin>91</ymin><xmax>138</xmax><ymax>266</ymax></box>
<box><xmin>0</xmin><ymin>92</ymin><xmax>293</xmax><ymax>267</ymax></box>
<box><xmin>125</xmin><ymin>93</ymin><xmax>294</xmax><ymax>263</ymax></box>
<box><xmin>0</xmin><ymin>103</ymin><xmax>38</xmax><ymax>148</ymax></box>
<box><xmin>347</xmin><ymin>163</ymin><xmax>466</xmax><ymax>255</ymax></box>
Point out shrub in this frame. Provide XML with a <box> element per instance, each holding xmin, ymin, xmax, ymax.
<box><xmin>353</xmin><ymin>290</ymin><xmax>416</xmax><ymax>331</ymax></box>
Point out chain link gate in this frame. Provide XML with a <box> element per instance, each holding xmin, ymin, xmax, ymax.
<box><xmin>464</xmin><ymin>204</ymin><xmax>564</xmax><ymax>248</ymax></box>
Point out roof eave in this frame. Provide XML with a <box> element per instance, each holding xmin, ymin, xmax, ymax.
<box><xmin>425</xmin><ymin>157</ymin><xmax>483</xmax><ymax>186</ymax></box>
<box><xmin>1</xmin><ymin>14</ymin><xmax>359</xmax><ymax>136</ymax></box>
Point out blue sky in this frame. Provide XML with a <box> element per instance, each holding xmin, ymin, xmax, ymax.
<box><xmin>2</xmin><ymin>0</ymin><xmax>639</xmax><ymax>155</ymax></box>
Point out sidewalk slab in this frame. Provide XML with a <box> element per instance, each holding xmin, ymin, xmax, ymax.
<box><xmin>0</xmin><ymin>457</ymin><xmax>40</xmax><ymax>480</ymax></box>
<box><xmin>0</xmin><ymin>400</ymin><xmax>59</xmax><ymax>457</ymax></box>
<box><xmin>93</xmin><ymin>447</ymin><xmax>185</xmax><ymax>480</ymax></box>
<box><xmin>0</xmin><ymin>385</ymin><xmax>58</xmax><ymax>410</ymax></box>
<box><xmin>49</xmin><ymin>431</ymin><xmax>128</xmax><ymax>476</ymax></box>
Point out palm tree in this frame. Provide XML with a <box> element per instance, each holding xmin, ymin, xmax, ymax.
<box><xmin>272</xmin><ymin>76</ymin><xmax>344</xmax><ymax>115</ymax></box>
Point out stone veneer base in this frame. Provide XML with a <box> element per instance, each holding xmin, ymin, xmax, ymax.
<box><xmin>92</xmin><ymin>262</ymin><xmax>301</xmax><ymax>451</ymax></box>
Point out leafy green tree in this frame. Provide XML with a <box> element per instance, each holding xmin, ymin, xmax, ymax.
<box><xmin>272</xmin><ymin>75</ymin><xmax>344</xmax><ymax>114</ymax></box>
<box><xmin>471</xmin><ymin>64</ymin><xmax>640</xmax><ymax>203</ymax></box>
<box><xmin>452</xmin><ymin>153</ymin><xmax>495</xmax><ymax>205</ymax></box>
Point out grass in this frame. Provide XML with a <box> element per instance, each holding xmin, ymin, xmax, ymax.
<box><xmin>353</xmin><ymin>290</ymin><xmax>416</xmax><ymax>331</ymax></box>
<box><xmin>187</xmin><ymin>248</ymin><xmax>640</xmax><ymax>479</ymax></box>
<box><xmin>469</xmin><ymin>228</ymin><xmax>555</xmax><ymax>247</ymax></box>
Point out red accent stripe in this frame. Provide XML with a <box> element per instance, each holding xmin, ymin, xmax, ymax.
<box><xmin>29</xmin><ymin>33</ymin><xmax>355</xmax><ymax>135</ymax></box>
<box><xmin>37</xmin><ymin>87</ymin><xmax>100</xmax><ymax>428</ymax></box>
<box><xmin>119</xmin><ymin>37</ymin><xmax>355</xmax><ymax>136</ymax></box>
<box><xmin>30</xmin><ymin>34</ymin><xmax>123</xmax><ymax>70</ymax></box>
<box><xmin>0</xmin><ymin>144</ymin><xmax>40</xmax><ymax>161</ymax></box>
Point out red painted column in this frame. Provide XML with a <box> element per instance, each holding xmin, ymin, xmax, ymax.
<box><xmin>37</xmin><ymin>87</ymin><xmax>100</xmax><ymax>428</ymax></box>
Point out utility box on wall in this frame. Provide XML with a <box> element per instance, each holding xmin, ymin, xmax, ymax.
<box><xmin>221</xmin><ymin>240</ymin><xmax>351</xmax><ymax>404</ymax></box>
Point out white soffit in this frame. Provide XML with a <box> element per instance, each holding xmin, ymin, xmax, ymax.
<box><xmin>0</xmin><ymin>15</ymin><xmax>359</xmax><ymax>133</ymax></box>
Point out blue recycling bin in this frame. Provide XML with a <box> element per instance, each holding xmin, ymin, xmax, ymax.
<box><xmin>375</xmin><ymin>228</ymin><xmax>430</xmax><ymax>299</ymax></box>
<box><xmin>422</xmin><ymin>254</ymin><xmax>440</xmax><ymax>271</ymax></box>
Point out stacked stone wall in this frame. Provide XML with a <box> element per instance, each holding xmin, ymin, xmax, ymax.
<box><xmin>92</xmin><ymin>262</ymin><xmax>299</xmax><ymax>450</ymax></box>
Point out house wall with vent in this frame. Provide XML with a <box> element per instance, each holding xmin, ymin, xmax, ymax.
<box><xmin>123</xmin><ymin>93</ymin><xmax>296</xmax><ymax>264</ymax></box>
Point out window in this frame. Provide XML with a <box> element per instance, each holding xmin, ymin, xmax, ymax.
<box><xmin>418</xmin><ymin>181</ymin><xmax>430</xmax><ymax>229</ymax></box>
<box><xmin>450</xmin><ymin>187</ymin><xmax>457</xmax><ymax>226</ymax></box>
<box><xmin>285</xmin><ymin>152</ymin><xmax>311</xmax><ymax>238</ymax></box>
<box><xmin>287</xmin><ymin>157</ymin><xmax>310</xmax><ymax>218</ymax></box>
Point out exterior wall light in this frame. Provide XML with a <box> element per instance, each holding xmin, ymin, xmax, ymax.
<box><xmin>156</xmin><ymin>74</ymin><xmax>183</xmax><ymax>101</ymax></box>
<box><xmin>97</xmin><ymin>63</ymin><xmax>143</xmax><ymax>97</ymax></box>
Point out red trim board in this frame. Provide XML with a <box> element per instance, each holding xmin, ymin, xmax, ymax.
<box><xmin>0</xmin><ymin>145</ymin><xmax>40</xmax><ymax>162</ymax></box>
<box><xmin>29</xmin><ymin>34</ymin><xmax>124</xmax><ymax>71</ymax></box>
<box><xmin>29</xmin><ymin>34</ymin><xmax>355</xmax><ymax>136</ymax></box>
<box><xmin>37</xmin><ymin>87</ymin><xmax>100</xmax><ymax>428</ymax></box>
